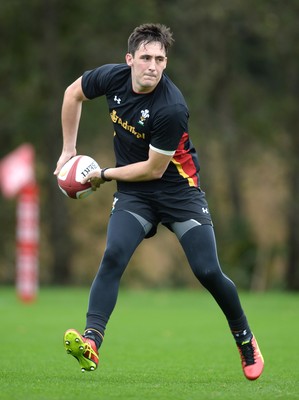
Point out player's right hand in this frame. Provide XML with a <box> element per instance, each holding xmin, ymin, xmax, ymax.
<box><xmin>53</xmin><ymin>150</ymin><xmax>77</xmax><ymax>176</ymax></box>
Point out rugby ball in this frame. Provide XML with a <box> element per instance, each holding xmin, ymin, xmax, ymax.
<box><xmin>57</xmin><ymin>155</ymin><xmax>100</xmax><ymax>199</ymax></box>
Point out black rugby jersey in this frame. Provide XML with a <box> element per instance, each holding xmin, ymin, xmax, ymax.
<box><xmin>82</xmin><ymin>63</ymin><xmax>200</xmax><ymax>192</ymax></box>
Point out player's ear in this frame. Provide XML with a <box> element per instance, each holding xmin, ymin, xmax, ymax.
<box><xmin>164</xmin><ymin>57</ymin><xmax>168</xmax><ymax>69</ymax></box>
<box><xmin>126</xmin><ymin>53</ymin><xmax>133</xmax><ymax>66</ymax></box>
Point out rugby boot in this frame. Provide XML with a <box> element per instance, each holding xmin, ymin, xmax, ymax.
<box><xmin>63</xmin><ymin>328</ymin><xmax>99</xmax><ymax>372</ymax></box>
<box><xmin>237</xmin><ymin>334</ymin><xmax>264</xmax><ymax>380</ymax></box>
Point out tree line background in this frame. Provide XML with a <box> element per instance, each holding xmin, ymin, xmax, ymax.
<box><xmin>0</xmin><ymin>0</ymin><xmax>298</xmax><ymax>291</ymax></box>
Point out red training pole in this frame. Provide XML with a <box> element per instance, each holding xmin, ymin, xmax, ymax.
<box><xmin>16</xmin><ymin>183</ymin><xmax>39</xmax><ymax>302</ymax></box>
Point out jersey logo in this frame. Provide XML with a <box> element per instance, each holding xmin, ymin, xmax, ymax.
<box><xmin>138</xmin><ymin>109</ymin><xmax>150</xmax><ymax>126</ymax></box>
<box><xmin>114</xmin><ymin>95</ymin><xmax>121</xmax><ymax>104</ymax></box>
<box><xmin>110</xmin><ymin>109</ymin><xmax>146</xmax><ymax>139</ymax></box>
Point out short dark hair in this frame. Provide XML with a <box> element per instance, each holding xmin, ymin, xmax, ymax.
<box><xmin>128</xmin><ymin>23</ymin><xmax>174</xmax><ymax>56</ymax></box>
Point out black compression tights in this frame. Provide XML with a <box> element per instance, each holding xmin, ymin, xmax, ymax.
<box><xmin>86</xmin><ymin>211</ymin><xmax>146</xmax><ymax>336</ymax></box>
<box><xmin>86</xmin><ymin>211</ymin><xmax>244</xmax><ymax>337</ymax></box>
<box><xmin>178</xmin><ymin>224</ymin><xmax>244</xmax><ymax>320</ymax></box>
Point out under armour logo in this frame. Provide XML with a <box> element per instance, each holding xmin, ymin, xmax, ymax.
<box><xmin>114</xmin><ymin>95</ymin><xmax>121</xmax><ymax>104</ymax></box>
<box><xmin>202</xmin><ymin>207</ymin><xmax>209</xmax><ymax>214</ymax></box>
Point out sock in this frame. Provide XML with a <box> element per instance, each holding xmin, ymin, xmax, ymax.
<box><xmin>84</xmin><ymin>328</ymin><xmax>104</xmax><ymax>349</ymax></box>
<box><xmin>228</xmin><ymin>314</ymin><xmax>252</xmax><ymax>344</ymax></box>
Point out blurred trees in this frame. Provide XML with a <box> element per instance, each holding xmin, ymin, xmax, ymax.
<box><xmin>0</xmin><ymin>0</ymin><xmax>298</xmax><ymax>290</ymax></box>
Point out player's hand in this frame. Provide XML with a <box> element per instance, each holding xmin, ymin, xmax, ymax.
<box><xmin>53</xmin><ymin>150</ymin><xmax>76</xmax><ymax>176</ymax></box>
<box><xmin>81</xmin><ymin>168</ymin><xmax>105</xmax><ymax>191</ymax></box>
<box><xmin>90</xmin><ymin>176</ymin><xmax>102</xmax><ymax>191</ymax></box>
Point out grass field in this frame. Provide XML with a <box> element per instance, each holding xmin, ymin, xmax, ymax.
<box><xmin>0</xmin><ymin>287</ymin><xmax>298</xmax><ymax>400</ymax></box>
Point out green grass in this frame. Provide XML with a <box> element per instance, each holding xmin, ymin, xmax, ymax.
<box><xmin>0</xmin><ymin>287</ymin><xmax>298</xmax><ymax>400</ymax></box>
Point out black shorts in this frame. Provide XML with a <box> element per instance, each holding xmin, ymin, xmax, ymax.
<box><xmin>110</xmin><ymin>187</ymin><xmax>213</xmax><ymax>238</ymax></box>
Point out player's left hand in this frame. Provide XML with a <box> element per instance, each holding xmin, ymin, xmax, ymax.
<box><xmin>90</xmin><ymin>176</ymin><xmax>103</xmax><ymax>191</ymax></box>
<box><xmin>81</xmin><ymin>168</ymin><xmax>105</xmax><ymax>191</ymax></box>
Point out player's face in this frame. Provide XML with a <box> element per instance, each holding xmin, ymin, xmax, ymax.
<box><xmin>126</xmin><ymin>41</ymin><xmax>167</xmax><ymax>94</ymax></box>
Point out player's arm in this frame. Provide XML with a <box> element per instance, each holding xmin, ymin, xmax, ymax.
<box><xmin>107</xmin><ymin>147</ymin><xmax>173</xmax><ymax>181</ymax></box>
<box><xmin>54</xmin><ymin>77</ymin><xmax>88</xmax><ymax>175</ymax></box>
<box><xmin>81</xmin><ymin>147</ymin><xmax>174</xmax><ymax>188</ymax></box>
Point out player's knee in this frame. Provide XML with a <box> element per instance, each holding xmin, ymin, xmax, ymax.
<box><xmin>100</xmin><ymin>243</ymin><xmax>128</xmax><ymax>273</ymax></box>
<box><xmin>193</xmin><ymin>264</ymin><xmax>222</xmax><ymax>287</ymax></box>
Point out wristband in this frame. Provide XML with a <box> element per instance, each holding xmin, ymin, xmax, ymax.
<box><xmin>101</xmin><ymin>167</ymin><xmax>112</xmax><ymax>182</ymax></box>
